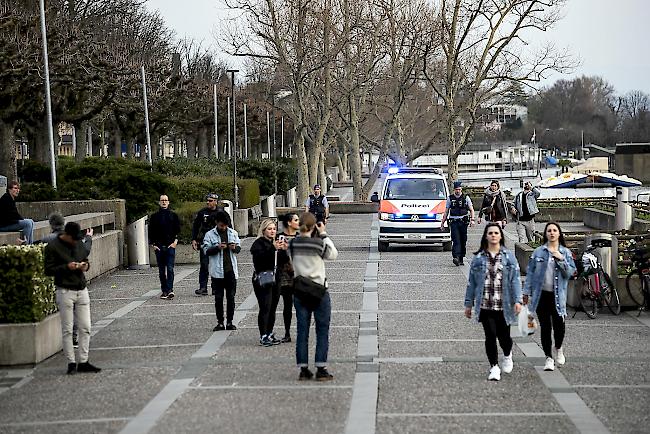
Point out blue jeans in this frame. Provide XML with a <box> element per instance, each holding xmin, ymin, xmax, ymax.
<box><xmin>155</xmin><ymin>247</ymin><xmax>176</xmax><ymax>294</ymax></box>
<box><xmin>198</xmin><ymin>248</ymin><xmax>209</xmax><ymax>290</ymax></box>
<box><xmin>294</xmin><ymin>292</ymin><xmax>331</xmax><ymax>368</ymax></box>
<box><xmin>450</xmin><ymin>219</ymin><xmax>468</xmax><ymax>259</ymax></box>
<box><xmin>0</xmin><ymin>219</ymin><xmax>34</xmax><ymax>244</ymax></box>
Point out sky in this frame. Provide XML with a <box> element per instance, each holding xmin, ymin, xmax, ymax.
<box><xmin>146</xmin><ymin>0</ymin><xmax>650</xmax><ymax>95</ymax></box>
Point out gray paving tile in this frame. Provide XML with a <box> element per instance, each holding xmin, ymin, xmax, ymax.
<box><xmin>376</xmin><ymin>415</ymin><xmax>578</xmax><ymax>434</ymax></box>
<box><xmin>576</xmin><ymin>387</ymin><xmax>650</xmax><ymax>434</ymax></box>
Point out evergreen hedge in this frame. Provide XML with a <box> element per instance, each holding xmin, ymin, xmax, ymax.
<box><xmin>0</xmin><ymin>245</ymin><xmax>57</xmax><ymax>324</ymax></box>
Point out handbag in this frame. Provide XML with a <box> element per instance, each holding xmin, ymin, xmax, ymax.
<box><xmin>293</xmin><ymin>275</ymin><xmax>327</xmax><ymax>310</ymax></box>
<box><xmin>255</xmin><ymin>248</ymin><xmax>277</xmax><ymax>289</ymax></box>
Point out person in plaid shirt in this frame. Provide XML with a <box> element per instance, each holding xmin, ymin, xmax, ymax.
<box><xmin>465</xmin><ymin>223</ymin><xmax>522</xmax><ymax>381</ymax></box>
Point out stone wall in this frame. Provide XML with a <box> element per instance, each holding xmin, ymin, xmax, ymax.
<box><xmin>17</xmin><ymin>199</ymin><xmax>127</xmax><ymax>231</ymax></box>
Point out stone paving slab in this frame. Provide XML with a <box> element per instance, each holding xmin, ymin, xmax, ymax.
<box><xmin>151</xmin><ymin>388</ymin><xmax>352</xmax><ymax>434</ymax></box>
<box><xmin>379</xmin><ymin>340</ymin><xmax>526</xmax><ymax>359</ymax></box>
<box><xmin>376</xmin><ymin>415</ymin><xmax>578</xmax><ymax>434</ymax></box>
<box><xmin>378</xmin><ymin>313</ymin><xmax>482</xmax><ymax>340</ymax></box>
<box><xmin>90</xmin><ymin>316</ymin><xmax>214</xmax><ymax>347</ymax></box>
<box><xmin>196</xmin><ymin>362</ymin><xmax>356</xmax><ymax>386</ymax></box>
<box><xmin>575</xmin><ymin>388</ymin><xmax>649</xmax><ymax>434</ymax></box>
<box><xmin>1</xmin><ymin>420</ymin><xmax>129</xmax><ymax>434</ymax></box>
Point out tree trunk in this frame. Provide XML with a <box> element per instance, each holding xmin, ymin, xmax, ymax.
<box><xmin>86</xmin><ymin>124</ymin><xmax>93</xmax><ymax>157</ymax></box>
<box><xmin>336</xmin><ymin>152</ymin><xmax>346</xmax><ymax>182</ymax></box>
<box><xmin>151</xmin><ymin>135</ymin><xmax>159</xmax><ymax>161</ymax></box>
<box><xmin>318</xmin><ymin>151</ymin><xmax>327</xmax><ymax>195</ymax></box>
<box><xmin>113</xmin><ymin>129</ymin><xmax>122</xmax><ymax>158</ymax></box>
<box><xmin>295</xmin><ymin>131</ymin><xmax>310</xmax><ymax>206</ymax></box>
<box><xmin>198</xmin><ymin>126</ymin><xmax>209</xmax><ymax>158</ymax></box>
<box><xmin>0</xmin><ymin>120</ymin><xmax>17</xmax><ymax>181</ymax></box>
<box><xmin>173</xmin><ymin>136</ymin><xmax>179</xmax><ymax>158</ymax></box>
<box><xmin>348</xmin><ymin>96</ymin><xmax>363</xmax><ymax>201</ymax></box>
<box><xmin>362</xmin><ymin>151</ymin><xmax>385</xmax><ymax>198</ymax></box>
<box><xmin>186</xmin><ymin>135</ymin><xmax>196</xmax><ymax>159</ymax></box>
<box><xmin>74</xmin><ymin>123</ymin><xmax>86</xmax><ymax>162</ymax></box>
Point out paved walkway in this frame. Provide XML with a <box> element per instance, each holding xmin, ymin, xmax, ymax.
<box><xmin>1</xmin><ymin>214</ymin><xmax>648</xmax><ymax>433</ymax></box>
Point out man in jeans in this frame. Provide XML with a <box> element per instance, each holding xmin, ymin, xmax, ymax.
<box><xmin>0</xmin><ymin>181</ymin><xmax>34</xmax><ymax>244</ymax></box>
<box><xmin>440</xmin><ymin>181</ymin><xmax>475</xmax><ymax>266</ymax></box>
<box><xmin>511</xmin><ymin>181</ymin><xmax>540</xmax><ymax>242</ymax></box>
<box><xmin>44</xmin><ymin>222</ymin><xmax>101</xmax><ymax>375</ymax></box>
<box><xmin>202</xmin><ymin>211</ymin><xmax>240</xmax><ymax>331</ymax></box>
<box><xmin>149</xmin><ymin>194</ymin><xmax>181</xmax><ymax>300</ymax></box>
<box><xmin>192</xmin><ymin>193</ymin><xmax>224</xmax><ymax>296</ymax></box>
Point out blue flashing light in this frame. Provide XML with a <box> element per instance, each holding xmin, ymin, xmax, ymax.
<box><xmin>387</xmin><ymin>167</ymin><xmax>399</xmax><ymax>174</ymax></box>
<box><xmin>427</xmin><ymin>212</ymin><xmax>435</xmax><ymax>217</ymax></box>
<box><xmin>395</xmin><ymin>213</ymin><xmax>403</xmax><ymax>218</ymax></box>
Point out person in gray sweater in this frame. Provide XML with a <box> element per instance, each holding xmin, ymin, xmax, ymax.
<box><xmin>289</xmin><ymin>212</ymin><xmax>338</xmax><ymax>381</ymax></box>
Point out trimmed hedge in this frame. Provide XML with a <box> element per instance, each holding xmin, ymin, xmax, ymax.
<box><xmin>0</xmin><ymin>245</ymin><xmax>56</xmax><ymax>324</ymax></box>
<box><xmin>168</xmin><ymin>176</ymin><xmax>260</xmax><ymax>209</ymax></box>
<box><xmin>173</xmin><ymin>201</ymin><xmax>203</xmax><ymax>243</ymax></box>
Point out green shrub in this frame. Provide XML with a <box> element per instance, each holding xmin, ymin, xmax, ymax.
<box><xmin>17</xmin><ymin>182</ymin><xmax>59</xmax><ymax>202</ymax></box>
<box><xmin>168</xmin><ymin>176</ymin><xmax>260</xmax><ymax>208</ymax></box>
<box><xmin>238</xmin><ymin>179</ymin><xmax>260</xmax><ymax>208</ymax></box>
<box><xmin>0</xmin><ymin>245</ymin><xmax>56</xmax><ymax>324</ymax></box>
<box><xmin>173</xmin><ymin>201</ymin><xmax>203</xmax><ymax>243</ymax></box>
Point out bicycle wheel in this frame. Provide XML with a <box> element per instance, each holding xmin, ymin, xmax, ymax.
<box><xmin>600</xmin><ymin>270</ymin><xmax>620</xmax><ymax>315</ymax></box>
<box><xmin>625</xmin><ymin>269</ymin><xmax>646</xmax><ymax>307</ymax></box>
<box><xmin>579</xmin><ymin>276</ymin><xmax>598</xmax><ymax>319</ymax></box>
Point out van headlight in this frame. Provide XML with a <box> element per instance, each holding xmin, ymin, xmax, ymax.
<box><xmin>380</xmin><ymin>212</ymin><xmax>391</xmax><ymax>221</ymax></box>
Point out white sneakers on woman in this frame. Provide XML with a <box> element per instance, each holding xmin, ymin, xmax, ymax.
<box><xmin>556</xmin><ymin>348</ymin><xmax>566</xmax><ymax>365</ymax></box>
<box><xmin>488</xmin><ymin>365</ymin><xmax>501</xmax><ymax>381</ymax></box>
<box><xmin>544</xmin><ymin>357</ymin><xmax>555</xmax><ymax>371</ymax></box>
<box><xmin>501</xmin><ymin>354</ymin><xmax>513</xmax><ymax>374</ymax></box>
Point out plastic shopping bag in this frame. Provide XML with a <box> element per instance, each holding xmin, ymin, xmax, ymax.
<box><xmin>517</xmin><ymin>305</ymin><xmax>537</xmax><ymax>336</ymax></box>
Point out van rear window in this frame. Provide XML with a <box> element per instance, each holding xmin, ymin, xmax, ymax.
<box><xmin>384</xmin><ymin>179</ymin><xmax>446</xmax><ymax>200</ymax></box>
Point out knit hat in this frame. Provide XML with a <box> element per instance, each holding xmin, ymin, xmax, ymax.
<box><xmin>48</xmin><ymin>212</ymin><xmax>65</xmax><ymax>231</ymax></box>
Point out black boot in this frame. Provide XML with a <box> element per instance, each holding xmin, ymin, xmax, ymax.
<box><xmin>77</xmin><ymin>361</ymin><xmax>101</xmax><ymax>373</ymax></box>
<box><xmin>67</xmin><ymin>363</ymin><xmax>77</xmax><ymax>375</ymax></box>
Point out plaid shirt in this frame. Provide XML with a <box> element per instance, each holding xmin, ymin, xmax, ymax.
<box><xmin>481</xmin><ymin>251</ymin><xmax>503</xmax><ymax>311</ymax></box>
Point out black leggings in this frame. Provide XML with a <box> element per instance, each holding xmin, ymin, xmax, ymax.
<box><xmin>253</xmin><ymin>280</ymin><xmax>280</xmax><ymax>337</ymax></box>
<box><xmin>536</xmin><ymin>291</ymin><xmax>565</xmax><ymax>357</ymax></box>
<box><xmin>281</xmin><ymin>288</ymin><xmax>293</xmax><ymax>336</ymax></box>
<box><xmin>211</xmin><ymin>272</ymin><xmax>236</xmax><ymax>324</ymax></box>
<box><xmin>480</xmin><ymin>309</ymin><xmax>513</xmax><ymax>367</ymax></box>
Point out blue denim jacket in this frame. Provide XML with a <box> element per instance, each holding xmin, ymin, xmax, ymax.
<box><xmin>513</xmin><ymin>188</ymin><xmax>541</xmax><ymax>217</ymax></box>
<box><xmin>523</xmin><ymin>244</ymin><xmax>576</xmax><ymax>318</ymax></box>
<box><xmin>202</xmin><ymin>227</ymin><xmax>240</xmax><ymax>279</ymax></box>
<box><xmin>464</xmin><ymin>248</ymin><xmax>522</xmax><ymax>325</ymax></box>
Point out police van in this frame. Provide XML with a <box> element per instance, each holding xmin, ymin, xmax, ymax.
<box><xmin>371</xmin><ymin>167</ymin><xmax>452</xmax><ymax>252</ymax></box>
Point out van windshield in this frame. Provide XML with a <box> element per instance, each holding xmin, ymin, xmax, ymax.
<box><xmin>384</xmin><ymin>178</ymin><xmax>446</xmax><ymax>200</ymax></box>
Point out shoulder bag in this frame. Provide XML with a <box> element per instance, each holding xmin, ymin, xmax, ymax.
<box><xmin>255</xmin><ymin>248</ymin><xmax>276</xmax><ymax>289</ymax></box>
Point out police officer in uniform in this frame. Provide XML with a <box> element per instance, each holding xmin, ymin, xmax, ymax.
<box><xmin>192</xmin><ymin>193</ymin><xmax>224</xmax><ymax>295</ymax></box>
<box><xmin>305</xmin><ymin>184</ymin><xmax>329</xmax><ymax>223</ymax></box>
<box><xmin>440</xmin><ymin>181</ymin><xmax>475</xmax><ymax>266</ymax></box>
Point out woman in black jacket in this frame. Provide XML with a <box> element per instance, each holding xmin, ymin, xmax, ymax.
<box><xmin>250</xmin><ymin>218</ymin><xmax>283</xmax><ymax>347</ymax></box>
<box><xmin>478</xmin><ymin>180</ymin><xmax>509</xmax><ymax>228</ymax></box>
<box><xmin>276</xmin><ymin>213</ymin><xmax>299</xmax><ymax>342</ymax></box>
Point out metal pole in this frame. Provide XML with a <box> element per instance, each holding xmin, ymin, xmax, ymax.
<box><xmin>281</xmin><ymin>116</ymin><xmax>284</xmax><ymax>157</ymax></box>
<box><xmin>227</xmin><ymin>97</ymin><xmax>231</xmax><ymax>159</ymax></box>
<box><xmin>213</xmin><ymin>84</ymin><xmax>219</xmax><ymax>158</ymax></box>
<box><xmin>39</xmin><ymin>0</ymin><xmax>57</xmax><ymax>188</ymax></box>
<box><xmin>243</xmin><ymin>103</ymin><xmax>248</xmax><ymax>159</ymax></box>
<box><xmin>266</xmin><ymin>111</ymin><xmax>271</xmax><ymax>158</ymax></box>
<box><xmin>71</xmin><ymin>125</ymin><xmax>77</xmax><ymax>157</ymax></box>
<box><xmin>140</xmin><ymin>66</ymin><xmax>152</xmax><ymax>166</ymax></box>
<box><xmin>227</xmin><ymin>69</ymin><xmax>239</xmax><ymax>208</ymax></box>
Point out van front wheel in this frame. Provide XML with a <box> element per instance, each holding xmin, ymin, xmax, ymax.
<box><xmin>378</xmin><ymin>241</ymin><xmax>389</xmax><ymax>252</ymax></box>
<box><xmin>443</xmin><ymin>241</ymin><xmax>453</xmax><ymax>251</ymax></box>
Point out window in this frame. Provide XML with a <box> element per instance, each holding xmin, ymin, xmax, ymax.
<box><xmin>385</xmin><ymin>178</ymin><xmax>446</xmax><ymax>200</ymax></box>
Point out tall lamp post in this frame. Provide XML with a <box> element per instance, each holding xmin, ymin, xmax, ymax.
<box><xmin>227</xmin><ymin>69</ymin><xmax>239</xmax><ymax>208</ymax></box>
<box><xmin>39</xmin><ymin>0</ymin><xmax>57</xmax><ymax>188</ymax></box>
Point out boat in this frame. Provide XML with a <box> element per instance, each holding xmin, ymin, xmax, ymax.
<box><xmin>590</xmin><ymin>172</ymin><xmax>642</xmax><ymax>187</ymax></box>
<box><xmin>537</xmin><ymin>172</ymin><xmax>588</xmax><ymax>188</ymax></box>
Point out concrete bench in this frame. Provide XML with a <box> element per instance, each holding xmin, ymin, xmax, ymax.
<box><xmin>0</xmin><ymin>212</ymin><xmax>116</xmax><ymax>246</ymax></box>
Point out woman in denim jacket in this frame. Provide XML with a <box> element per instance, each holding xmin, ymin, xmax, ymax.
<box><xmin>465</xmin><ymin>223</ymin><xmax>523</xmax><ymax>381</ymax></box>
<box><xmin>523</xmin><ymin>222</ymin><xmax>576</xmax><ymax>372</ymax></box>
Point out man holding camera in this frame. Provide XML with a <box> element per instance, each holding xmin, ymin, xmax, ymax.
<box><xmin>511</xmin><ymin>181</ymin><xmax>541</xmax><ymax>243</ymax></box>
<box><xmin>149</xmin><ymin>195</ymin><xmax>181</xmax><ymax>300</ymax></box>
<box><xmin>44</xmin><ymin>222</ymin><xmax>100</xmax><ymax>375</ymax></box>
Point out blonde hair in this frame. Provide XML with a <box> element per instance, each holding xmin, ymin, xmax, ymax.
<box><xmin>257</xmin><ymin>218</ymin><xmax>277</xmax><ymax>238</ymax></box>
<box><xmin>299</xmin><ymin>212</ymin><xmax>316</xmax><ymax>233</ymax></box>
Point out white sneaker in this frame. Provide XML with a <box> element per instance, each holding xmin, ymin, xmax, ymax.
<box><xmin>544</xmin><ymin>357</ymin><xmax>555</xmax><ymax>371</ymax></box>
<box><xmin>502</xmin><ymin>354</ymin><xmax>513</xmax><ymax>374</ymax></box>
<box><xmin>556</xmin><ymin>348</ymin><xmax>565</xmax><ymax>366</ymax></box>
<box><xmin>488</xmin><ymin>365</ymin><xmax>501</xmax><ymax>381</ymax></box>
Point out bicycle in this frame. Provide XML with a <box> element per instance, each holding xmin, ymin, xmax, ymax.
<box><xmin>576</xmin><ymin>243</ymin><xmax>621</xmax><ymax>319</ymax></box>
<box><xmin>623</xmin><ymin>235</ymin><xmax>650</xmax><ymax>316</ymax></box>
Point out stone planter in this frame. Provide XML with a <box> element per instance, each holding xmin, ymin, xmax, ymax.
<box><xmin>514</xmin><ymin>242</ymin><xmax>534</xmax><ymax>275</ymax></box>
<box><xmin>149</xmin><ymin>244</ymin><xmax>199</xmax><ymax>265</ymax></box>
<box><xmin>0</xmin><ymin>312</ymin><xmax>62</xmax><ymax>366</ymax></box>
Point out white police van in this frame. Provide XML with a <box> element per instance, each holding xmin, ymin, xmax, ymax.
<box><xmin>371</xmin><ymin>167</ymin><xmax>452</xmax><ymax>252</ymax></box>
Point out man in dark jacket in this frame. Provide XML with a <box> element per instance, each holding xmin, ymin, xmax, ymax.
<box><xmin>191</xmin><ymin>193</ymin><xmax>224</xmax><ymax>296</ymax></box>
<box><xmin>44</xmin><ymin>222</ymin><xmax>101</xmax><ymax>375</ymax></box>
<box><xmin>0</xmin><ymin>181</ymin><xmax>34</xmax><ymax>244</ymax></box>
<box><xmin>149</xmin><ymin>194</ymin><xmax>181</xmax><ymax>300</ymax></box>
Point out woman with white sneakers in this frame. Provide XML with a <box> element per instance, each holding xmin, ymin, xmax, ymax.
<box><xmin>465</xmin><ymin>223</ymin><xmax>523</xmax><ymax>381</ymax></box>
<box><xmin>523</xmin><ymin>222</ymin><xmax>576</xmax><ymax>371</ymax></box>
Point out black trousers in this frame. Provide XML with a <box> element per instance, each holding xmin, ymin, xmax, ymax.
<box><xmin>281</xmin><ymin>287</ymin><xmax>293</xmax><ymax>336</ymax></box>
<box><xmin>479</xmin><ymin>309</ymin><xmax>513</xmax><ymax>366</ymax></box>
<box><xmin>536</xmin><ymin>291</ymin><xmax>565</xmax><ymax>357</ymax></box>
<box><xmin>253</xmin><ymin>280</ymin><xmax>280</xmax><ymax>337</ymax></box>
<box><xmin>211</xmin><ymin>271</ymin><xmax>237</xmax><ymax>324</ymax></box>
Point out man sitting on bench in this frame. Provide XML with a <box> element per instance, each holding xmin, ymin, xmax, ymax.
<box><xmin>0</xmin><ymin>181</ymin><xmax>34</xmax><ymax>244</ymax></box>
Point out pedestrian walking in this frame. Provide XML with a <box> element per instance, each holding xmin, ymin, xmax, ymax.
<box><xmin>478</xmin><ymin>180</ymin><xmax>508</xmax><ymax>228</ymax></box>
<box><xmin>464</xmin><ymin>223</ymin><xmax>522</xmax><ymax>381</ymax></box>
<box><xmin>192</xmin><ymin>193</ymin><xmax>224</xmax><ymax>296</ymax></box>
<box><xmin>277</xmin><ymin>213</ymin><xmax>300</xmax><ymax>342</ymax></box>
<box><xmin>290</xmin><ymin>212</ymin><xmax>338</xmax><ymax>381</ymax></box>
<box><xmin>250</xmin><ymin>218</ymin><xmax>283</xmax><ymax>346</ymax></box>
<box><xmin>0</xmin><ymin>181</ymin><xmax>34</xmax><ymax>244</ymax></box>
<box><xmin>511</xmin><ymin>181</ymin><xmax>541</xmax><ymax>243</ymax></box>
<box><xmin>305</xmin><ymin>184</ymin><xmax>329</xmax><ymax>223</ymax></box>
<box><xmin>149</xmin><ymin>195</ymin><xmax>181</xmax><ymax>300</ymax></box>
<box><xmin>440</xmin><ymin>181</ymin><xmax>475</xmax><ymax>266</ymax></box>
<box><xmin>202</xmin><ymin>211</ymin><xmax>240</xmax><ymax>331</ymax></box>
<box><xmin>523</xmin><ymin>222</ymin><xmax>576</xmax><ymax>371</ymax></box>
<box><xmin>44</xmin><ymin>222</ymin><xmax>101</xmax><ymax>375</ymax></box>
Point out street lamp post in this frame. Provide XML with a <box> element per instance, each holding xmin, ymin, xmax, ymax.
<box><xmin>227</xmin><ymin>69</ymin><xmax>239</xmax><ymax>208</ymax></box>
<box><xmin>39</xmin><ymin>0</ymin><xmax>57</xmax><ymax>188</ymax></box>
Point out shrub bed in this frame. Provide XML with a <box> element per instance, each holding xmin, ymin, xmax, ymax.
<box><xmin>0</xmin><ymin>245</ymin><xmax>56</xmax><ymax>324</ymax></box>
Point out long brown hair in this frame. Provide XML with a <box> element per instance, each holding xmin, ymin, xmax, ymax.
<box><xmin>542</xmin><ymin>221</ymin><xmax>567</xmax><ymax>247</ymax></box>
<box><xmin>474</xmin><ymin>222</ymin><xmax>506</xmax><ymax>254</ymax></box>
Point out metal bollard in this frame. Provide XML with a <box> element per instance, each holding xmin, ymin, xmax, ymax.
<box><xmin>615</xmin><ymin>187</ymin><xmax>633</xmax><ymax>231</ymax></box>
